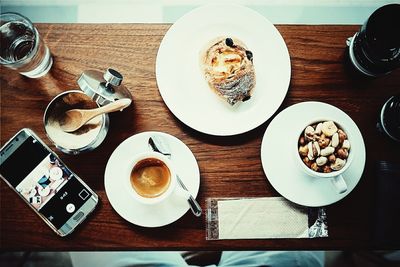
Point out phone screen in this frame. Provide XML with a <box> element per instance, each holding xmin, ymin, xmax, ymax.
<box><xmin>0</xmin><ymin>136</ymin><xmax>93</xmax><ymax>229</ymax></box>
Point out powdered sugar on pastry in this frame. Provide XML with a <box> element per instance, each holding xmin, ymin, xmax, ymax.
<box><xmin>201</xmin><ymin>37</ymin><xmax>256</xmax><ymax>105</ymax></box>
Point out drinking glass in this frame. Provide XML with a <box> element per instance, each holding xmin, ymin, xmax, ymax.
<box><xmin>0</xmin><ymin>12</ymin><xmax>53</xmax><ymax>78</ymax></box>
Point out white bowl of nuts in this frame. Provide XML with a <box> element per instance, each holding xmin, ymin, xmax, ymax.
<box><xmin>296</xmin><ymin>120</ymin><xmax>353</xmax><ymax>194</ymax></box>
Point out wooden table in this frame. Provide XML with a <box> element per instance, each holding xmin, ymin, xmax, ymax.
<box><xmin>1</xmin><ymin>24</ymin><xmax>399</xmax><ymax>250</ymax></box>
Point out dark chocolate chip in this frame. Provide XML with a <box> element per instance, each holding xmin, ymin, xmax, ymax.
<box><xmin>243</xmin><ymin>95</ymin><xmax>251</xmax><ymax>101</ymax></box>
<box><xmin>246</xmin><ymin>50</ymin><xmax>253</xmax><ymax>62</ymax></box>
<box><xmin>225</xmin><ymin>38</ymin><xmax>234</xmax><ymax>47</ymax></box>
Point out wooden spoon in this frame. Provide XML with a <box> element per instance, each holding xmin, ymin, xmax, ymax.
<box><xmin>59</xmin><ymin>98</ymin><xmax>132</xmax><ymax>132</ymax></box>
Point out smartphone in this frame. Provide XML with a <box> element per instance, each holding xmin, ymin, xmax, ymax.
<box><xmin>0</xmin><ymin>128</ymin><xmax>98</xmax><ymax>236</ymax></box>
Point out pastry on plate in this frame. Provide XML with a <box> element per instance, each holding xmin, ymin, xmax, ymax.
<box><xmin>201</xmin><ymin>37</ymin><xmax>256</xmax><ymax>105</ymax></box>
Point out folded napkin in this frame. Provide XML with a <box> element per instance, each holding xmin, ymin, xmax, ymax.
<box><xmin>206</xmin><ymin>197</ymin><xmax>327</xmax><ymax>240</ymax></box>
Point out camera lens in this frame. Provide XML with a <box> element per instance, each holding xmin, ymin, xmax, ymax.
<box><xmin>350</xmin><ymin>4</ymin><xmax>400</xmax><ymax>76</ymax></box>
<box><xmin>378</xmin><ymin>95</ymin><xmax>400</xmax><ymax>142</ymax></box>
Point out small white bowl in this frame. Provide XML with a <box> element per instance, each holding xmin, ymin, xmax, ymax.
<box><xmin>295</xmin><ymin>119</ymin><xmax>354</xmax><ymax>194</ymax></box>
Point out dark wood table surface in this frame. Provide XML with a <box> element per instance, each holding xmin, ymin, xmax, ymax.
<box><xmin>1</xmin><ymin>24</ymin><xmax>399</xmax><ymax>250</ymax></box>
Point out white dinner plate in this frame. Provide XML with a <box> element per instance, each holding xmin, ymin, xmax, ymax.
<box><xmin>104</xmin><ymin>131</ymin><xmax>200</xmax><ymax>227</ymax></box>
<box><xmin>49</xmin><ymin>167</ymin><xmax>63</xmax><ymax>180</ymax></box>
<box><xmin>261</xmin><ymin>102</ymin><xmax>366</xmax><ymax>207</ymax></box>
<box><xmin>156</xmin><ymin>4</ymin><xmax>291</xmax><ymax>136</ymax></box>
<box><xmin>38</xmin><ymin>186</ymin><xmax>50</xmax><ymax>197</ymax></box>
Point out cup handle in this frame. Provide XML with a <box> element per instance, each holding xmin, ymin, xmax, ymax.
<box><xmin>331</xmin><ymin>175</ymin><xmax>347</xmax><ymax>194</ymax></box>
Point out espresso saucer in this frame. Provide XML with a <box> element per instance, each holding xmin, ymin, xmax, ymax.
<box><xmin>261</xmin><ymin>102</ymin><xmax>366</xmax><ymax>207</ymax></box>
<box><xmin>104</xmin><ymin>131</ymin><xmax>200</xmax><ymax>227</ymax></box>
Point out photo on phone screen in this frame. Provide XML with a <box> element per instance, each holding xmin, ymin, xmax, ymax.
<box><xmin>0</xmin><ymin>130</ymin><xmax>98</xmax><ymax>236</ymax></box>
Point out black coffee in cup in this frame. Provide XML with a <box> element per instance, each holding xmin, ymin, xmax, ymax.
<box><xmin>130</xmin><ymin>158</ymin><xmax>171</xmax><ymax>198</ymax></box>
<box><xmin>348</xmin><ymin>4</ymin><xmax>400</xmax><ymax>76</ymax></box>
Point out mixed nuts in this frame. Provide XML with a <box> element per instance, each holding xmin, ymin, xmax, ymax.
<box><xmin>298</xmin><ymin>120</ymin><xmax>351</xmax><ymax>173</ymax></box>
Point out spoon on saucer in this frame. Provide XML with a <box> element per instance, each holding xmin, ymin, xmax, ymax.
<box><xmin>148</xmin><ymin>136</ymin><xmax>202</xmax><ymax>217</ymax></box>
<box><xmin>60</xmin><ymin>98</ymin><xmax>131</xmax><ymax>132</ymax></box>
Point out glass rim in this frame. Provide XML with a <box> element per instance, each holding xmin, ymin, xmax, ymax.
<box><xmin>0</xmin><ymin>12</ymin><xmax>39</xmax><ymax>65</ymax></box>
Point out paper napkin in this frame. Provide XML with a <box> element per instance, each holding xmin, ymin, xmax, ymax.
<box><xmin>206</xmin><ymin>197</ymin><xmax>327</xmax><ymax>240</ymax></box>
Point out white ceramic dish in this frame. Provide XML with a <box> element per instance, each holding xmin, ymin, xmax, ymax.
<box><xmin>49</xmin><ymin>167</ymin><xmax>63</xmax><ymax>180</ymax></box>
<box><xmin>104</xmin><ymin>131</ymin><xmax>200</xmax><ymax>227</ymax></box>
<box><xmin>156</xmin><ymin>4</ymin><xmax>291</xmax><ymax>136</ymax></box>
<box><xmin>261</xmin><ymin>102</ymin><xmax>366</xmax><ymax>207</ymax></box>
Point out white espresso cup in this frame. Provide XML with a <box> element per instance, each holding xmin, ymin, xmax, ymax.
<box><xmin>295</xmin><ymin>119</ymin><xmax>354</xmax><ymax>194</ymax></box>
<box><xmin>125</xmin><ymin>151</ymin><xmax>188</xmax><ymax>205</ymax></box>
